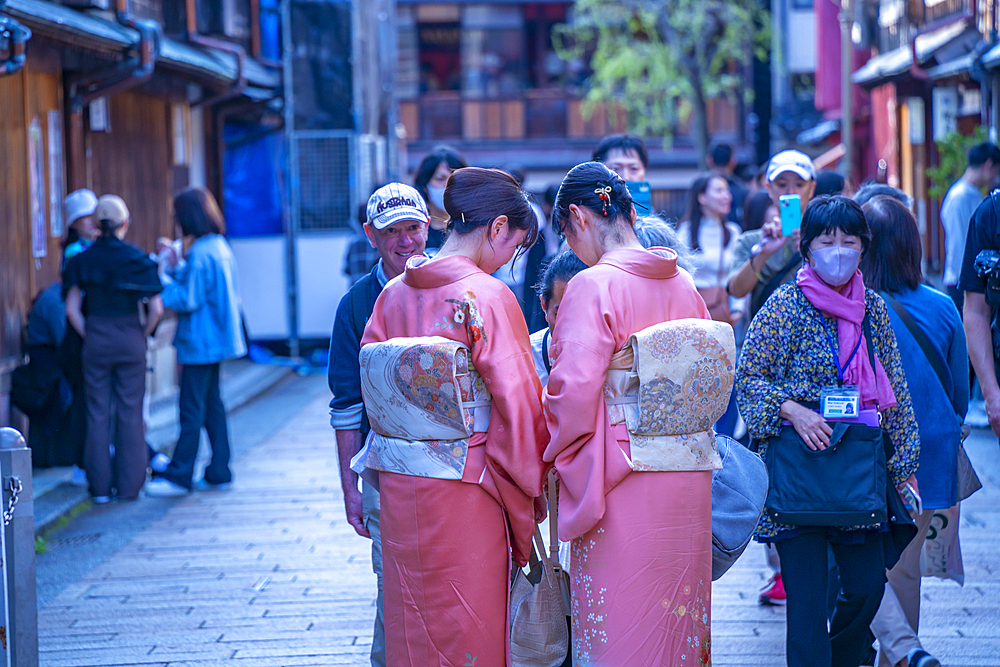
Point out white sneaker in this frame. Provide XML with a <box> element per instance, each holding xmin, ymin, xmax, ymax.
<box><xmin>150</xmin><ymin>453</ymin><xmax>170</xmax><ymax>474</ymax></box>
<box><xmin>144</xmin><ymin>478</ymin><xmax>190</xmax><ymax>497</ymax></box>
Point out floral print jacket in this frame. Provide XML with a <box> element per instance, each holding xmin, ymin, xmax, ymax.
<box><xmin>735</xmin><ymin>282</ymin><xmax>920</xmax><ymax>540</ymax></box>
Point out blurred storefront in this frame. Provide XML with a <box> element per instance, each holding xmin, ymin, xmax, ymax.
<box><xmin>395</xmin><ymin>1</ymin><xmax>752</xmax><ymax>211</ymax></box>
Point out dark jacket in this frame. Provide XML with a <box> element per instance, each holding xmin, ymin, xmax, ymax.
<box><xmin>328</xmin><ymin>262</ymin><xmax>384</xmax><ymax>439</ymax></box>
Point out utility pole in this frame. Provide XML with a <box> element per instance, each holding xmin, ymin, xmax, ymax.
<box><xmin>840</xmin><ymin>0</ymin><xmax>853</xmax><ymax>181</ymax></box>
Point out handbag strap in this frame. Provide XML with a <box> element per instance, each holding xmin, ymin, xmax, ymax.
<box><xmin>547</xmin><ymin>469</ymin><xmax>560</xmax><ymax>568</ymax></box>
<box><xmin>879</xmin><ymin>291</ymin><xmax>956</xmax><ymax>415</ymax></box>
<box><xmin>861</xmin><ymin>311</ymin><xmax>879</xmax><ymax>411</ymax></box>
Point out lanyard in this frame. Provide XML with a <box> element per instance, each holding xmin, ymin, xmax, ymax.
<box><xmin>817</xmin><ymin>312</ymin><xmax>862</xmax><ymax>385</ymax></box>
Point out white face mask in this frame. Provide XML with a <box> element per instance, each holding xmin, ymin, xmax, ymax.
<box><xmin>427</xmin><ymin>185</ymin><xmax>446</xmax><ymax>212</ymax></box>
<box><xmin>810</xmin><ymin>246</ymin><xmax>861</xmax><ymax>287</ymax></box>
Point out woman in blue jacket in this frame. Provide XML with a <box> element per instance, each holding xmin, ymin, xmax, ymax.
<box><xmin>860</xmin><ymin>195</ymin><xmax>969</xmax><ymax>667</ymax></box>
<box><xmin>146</xmin><ymin>188</ymin><xmax>247</xmax><ymax>496</ymax></box>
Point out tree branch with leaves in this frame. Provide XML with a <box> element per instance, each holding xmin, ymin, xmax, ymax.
<box><xmin>556</xmin><ymin>0</ymin><xmax>770</xmax><ymax>165</ymax></box>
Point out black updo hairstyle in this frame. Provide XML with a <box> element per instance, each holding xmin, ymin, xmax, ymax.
<box><xmin>551</xmin><ymin>162</ymin><xmax>634</xmax><ymax>239</ymax></box>
<box><xmin>798</xmin><ymin>195</ymin><xmax>871</xmax><ymax>260</ymax></box>
<box><xmin>534</xmin><ymin>251</ymin><xmax>588</xmax><ymax>307</ymax></box>
<box><xmin>443</xmin><ymin>167</ymin><xmax>538</xmax><ymax>254</ymax></box>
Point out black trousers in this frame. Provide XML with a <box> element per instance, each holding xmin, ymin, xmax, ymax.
<box><xmin>163</xmin><ymin>363</ymin><xmax>232</xmax><ymax>489</ymax></box>
<box><xmin>81</xmin><ymin>316</ymin><xmax>148</xmax><ymax>499</ymax></box>
<box><xmin>775</xmin><ymin>529</ymin><xmax>886</xmax><ymax>667</ymax></box>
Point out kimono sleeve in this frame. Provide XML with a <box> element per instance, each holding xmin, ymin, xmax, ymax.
<box><xmin>468</xmin><ymin>286</ymin><xmax>549</xmax><ymax>565</ymax></box>
<box><xmin>542</xmin><ymin>272</ymin><xmax>623</xmax><ymax>540</ymax></box>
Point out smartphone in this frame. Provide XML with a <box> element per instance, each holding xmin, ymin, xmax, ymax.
<box><xmin>779</xmin><ymin>194</ymin><xmax>802</xmax><ymax>236</ymax></box>
<box><xmin>625</xmin><ymin>181</ymin><xmax>652</xmax><ymax>213</ymax></box>
<box><xmin>900</xmin><ymin>483</ymin><xmax>922</xmax><ymax>516</ymax></box>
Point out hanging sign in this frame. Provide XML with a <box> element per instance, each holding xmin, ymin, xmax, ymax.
<box><xmin>28</xmin><ymin>117</ymin><xmax>47</xmax><ymax>258</ymax></box>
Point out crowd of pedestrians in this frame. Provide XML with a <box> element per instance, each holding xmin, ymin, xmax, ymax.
<box><xmin>331</xmin><ymin>133</ymin><xmax>998</xmax><ymax>667</ymax></box>
<box><xmin>15</xmin><ymin>187</ymin><xmax>246</xmax><ymax>503</ymax></box>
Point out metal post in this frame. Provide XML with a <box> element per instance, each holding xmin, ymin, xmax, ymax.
<box><xmin>0</xmin><ymin>428</ymin><xmax>37</xmax><ymax>667</ymax></box>
<box><xmin>840</xmin><ymin>0</ymin><xmax>854</xmax><ymax>182</ymax></box>
<box><xmin>281</xmin><ymin>0</ymin><xmax>300</xmax><ymax>358</ymax></box>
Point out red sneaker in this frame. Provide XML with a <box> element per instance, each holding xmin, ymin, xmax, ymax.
<box><xmin>758</xmin><ymin>573</ymin><xmax>786</xmax><ymax>606</ymax></box>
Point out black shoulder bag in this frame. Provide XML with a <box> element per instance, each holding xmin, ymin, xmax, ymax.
<box><xmin>763</xmin><ymin>312</ymin><xmax>888</xmax><ymax>526</ymax></box>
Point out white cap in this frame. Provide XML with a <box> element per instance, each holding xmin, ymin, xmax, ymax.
<box><xmin>766</xmin><ymin>150</ymin><xmax>816</xmax><ymax>182</ymax></box>
<box><xmin>366</xmin><ymin>183</ymin><xmax>429</xmax><ymax>230</ymax></box>
<box><xmin>94</xmin><ymin>195</ymin><xmax>130</xmax><ymax>227</ymax></box>
<box><xmin>64</xmin><ymin>189</ymin><xmax>98</xmax><ymax>227</ymax></box>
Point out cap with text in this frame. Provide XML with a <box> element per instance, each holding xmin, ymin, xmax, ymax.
<box><xmin>367</xmin><ymin>183</ymin><xmax>429</xmax><ymax>230</ymax></box>
<box><xmin>766</xmin><ymin>150</ymin><xmax>816</xmax><ymax>183</ymax></box>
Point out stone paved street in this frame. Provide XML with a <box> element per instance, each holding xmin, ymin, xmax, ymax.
<box><xmin>36</xmin><ymin>375</ymin><xmax>1000</xmax><ymax>666</ymax></box>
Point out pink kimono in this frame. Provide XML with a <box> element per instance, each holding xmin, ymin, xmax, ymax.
<box><xmin>362</xmin><ymin>255</ymin><xmax>549</xmax><ymax>667</ymax></box>
<box><xmin>544</xmin><ymin>247</ymin><xmax>716</xmax><ymax>666</ymax></box>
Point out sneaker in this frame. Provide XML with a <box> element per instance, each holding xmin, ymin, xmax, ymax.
<box><xmin>144</xmin><ymin>478</ymin><xmax>190</xmax><ymax>497</ymax></box>
<box><xmin>92</xmin><ymin>495</ymin><xmax>112</xmax><ymax>504</ymax></box>
<box><xmin>758</xmin><ymin>572</ymin><xmax>787</xmax><ymax>606</ymax></box>
<box><xmin>70</xmin><ymin>466</ymin><xmax>88</xmax><ymax>487</ymax></box>
<box><xmin>194</xmin><ymin>479</ymin><xmax>232</xmax><ymax>492</ymax></box>
<box><xmin>906</xmin><ymin>649</ymin><xmax>941</xmax><ymax>667</ymax></box>
<box><xmin>150</xmin><ymin>453</ymin><xmax>170</xmax><ymax>474</ymax></box>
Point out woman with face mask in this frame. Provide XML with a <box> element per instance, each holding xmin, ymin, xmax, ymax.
<box><xmin>736</xmin><ymin>196</ymin><xmax>920</xmax><ymax>667</ymax></box>
<box><xmin>413</xmin><ymin>146</ymin><xmax>468</xmax><ymax>253</ymax></box>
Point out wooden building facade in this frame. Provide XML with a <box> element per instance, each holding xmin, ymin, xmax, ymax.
<box><xmin>0</xmin><ymin>0</ymin><xmax>280</xmax><ymax>428</ymax></box>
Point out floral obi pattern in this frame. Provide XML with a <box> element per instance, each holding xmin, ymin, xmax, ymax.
<box><xmin>355</xmin><ymin>336</ymin><xmax>492</xmax><ymax>480</ymax></box>
<box><xmin>603</xmin><ymin>319</ymin><xmax>734</xmax><ymax>472</ymax></box>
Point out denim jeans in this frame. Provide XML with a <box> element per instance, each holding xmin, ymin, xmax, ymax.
<box><xmin>163</xmin><ymin>363</ymin><xmax>232</xmax><ymax>489</ymax></box>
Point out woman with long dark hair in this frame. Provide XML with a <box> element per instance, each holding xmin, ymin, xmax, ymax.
<box><xmin>356</xmin><ymin>168</ymin><xmax>548</xmax><ymax>665</ymax></box>
<box><xmin>413</xmin><ymin>145</ymin><xmax>468</xmax><ymax>251</ymax></box>
<box><xmin>145</xmin><ymin>188</ymin><xmax>247</xmax><ymax>497</ymax></box>
<box><xmin>64</xmin><ymin>195</ymin><xmax>163</xmax><ymax>502</ymax></box>
<box><xmin>676</xmin><ymin>171</ymin><xmax>741</xmax><ymax>323</ymax></box>
<box><xmin>861</xmin><ymin>195</ymin><xmax>969</xmax><ymax>667</ymax></box>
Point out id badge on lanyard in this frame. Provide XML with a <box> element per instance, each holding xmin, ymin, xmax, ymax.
<box><xmin>818</xmin><ymin>312</ymin><xmax>862</xmax><ymax>420</ymax></box>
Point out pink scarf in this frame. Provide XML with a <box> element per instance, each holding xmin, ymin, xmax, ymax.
<box><xmin>796</xmin><ymin>264</ymin><xmax>897</xmax><ymax>410</ymax></box>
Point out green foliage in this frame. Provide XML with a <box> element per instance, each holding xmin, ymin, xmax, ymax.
<box><xmin>555</xmin><ymin>0</ymin><xmax>770</xmax><ymax>159</ymax></box>
<box><xmin>927</xmin><ymin>127</ymin><xmax>990</xmax><ymax>201</ymax></box>
<box><xmin>35</xmin><ymin>535</ymin><xmax>48</xmax><ymax>554</ymax></box>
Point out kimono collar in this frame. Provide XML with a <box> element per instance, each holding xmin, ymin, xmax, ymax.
<box><xmin>402</xmin><ymin>254</ymin><xmax>483</xmax><ymax>289</ymax></box>
<box><xmin>597</xmin><ymin>247</ymin><xmax>679</xmax><ymax>280</ymax></box>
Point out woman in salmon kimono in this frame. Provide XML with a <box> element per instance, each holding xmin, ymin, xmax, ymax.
<box><xmin>545</xmin><ymin>162</ymin><xmax>729</xmax><ymax>666</ymax></box>
<box><xmin>359</xmin><ymin>167</ymin><xmax>549</xmax><ymax>667</ymax></box>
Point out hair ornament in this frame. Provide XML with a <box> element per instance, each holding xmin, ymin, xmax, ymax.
<box><xmin>595</xmin><ymin>184</ymin><xmax>613</xmax><ymax>216</ymax></box>
<box><xmin>461</xmin><ymin>213</ymin><xmax>466</xmax><ymax>225</ymax></box>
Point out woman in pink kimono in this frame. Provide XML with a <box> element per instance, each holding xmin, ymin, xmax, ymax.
<box><xmin>545</xmin><ymin>162</ymin><xmax>727</xmax><ymax>666</ymax></box>
<box><xmin>360</xmin><ymin>167</ymin><xmax>549</xmax><ymax>667</ymax></box>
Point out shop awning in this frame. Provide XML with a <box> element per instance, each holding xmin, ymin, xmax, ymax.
<box><xmin>852</xmin><ymin>21</ymin><xmax>977</xmax><ymax>87</ymax></box>
<box><xmin>3</xmin><ymin>0</ymin><xmax>279</xmax><ymax>90</ymax></box>
<box><xmin>796</xmin><ymin>119</ymin><xmax>840</xmax><ymax>146</ymax></box>
<box><xmin>981</xmin><ymin>40</ymin><xmax>1000</xmax><ymax>69</ymax></box>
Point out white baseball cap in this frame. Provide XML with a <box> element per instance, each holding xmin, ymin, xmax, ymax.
<box><xmin>766</xmin><ymin>150</ymin><xmax>816</xmax><ymax>182</ymax></box>
<box><xmin>366</xmin><ymin>183</ymin><xmax>429</xmax><ymax>230</ymax></box>
<box><xmin>64</xmin><ymin>189</ymin><xmax>98</xmax><ymax>227</ymax></box>
<box><xmin>94</xmin><ymin>195</ymin><xmax>130</xmax><ymax>226</ymax></box>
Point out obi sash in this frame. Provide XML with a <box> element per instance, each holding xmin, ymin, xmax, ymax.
<box><xmin>353</xmin><ymin>336</ymin><xmax>492</xmax><ymax>481</ymax></box>
<box><xmin>603</xmin><ymin>318</ymin><xmax>734</xmax><ymax>472</ymax></box>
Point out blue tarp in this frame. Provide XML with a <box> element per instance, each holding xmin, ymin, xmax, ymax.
<box><xmin>223</xmin><ymin>124</ymin><xmax>285</xmax><ymax>237</ymax></box>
